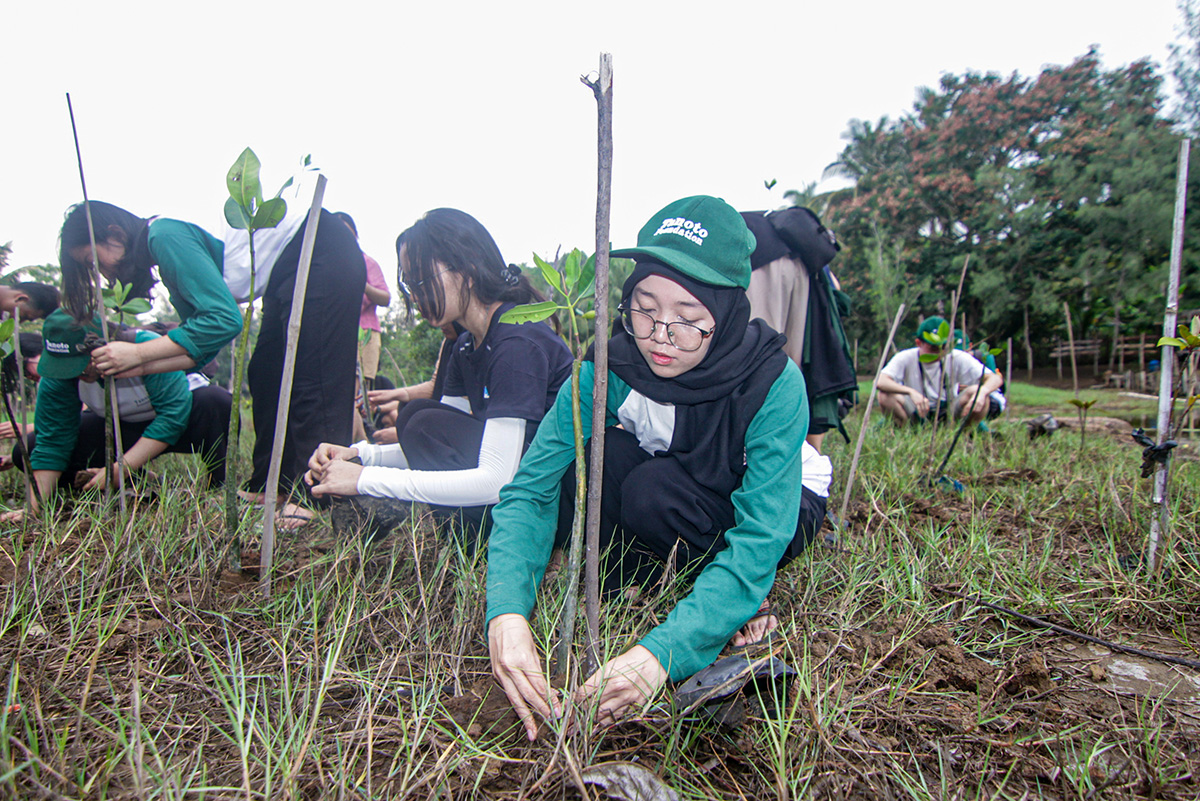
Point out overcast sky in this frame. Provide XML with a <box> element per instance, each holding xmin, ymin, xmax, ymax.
<box><xmin>3</xmin><ymin>1</ymin><xmax>1184</xmax><ymax>301</ymax></box>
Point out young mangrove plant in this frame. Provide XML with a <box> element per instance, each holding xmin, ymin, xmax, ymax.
<box><xmin>501</xmin><ymin>248</ymin><xmax>597</xmax><ymax>675</ymax></box>
<box><xmin>221</xmin><ymin>148</ymin><xmax>293</xmax><ymax>539</ymax></box>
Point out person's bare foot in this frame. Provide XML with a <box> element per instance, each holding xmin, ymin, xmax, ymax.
<box><xmin>238</xmin><ymin>490</ymin><xmax>268</xmax><ymax>506</ymax></box>
<box><xmin>730</xmin><ymin>600</ymin><xmax>777</xmax><ymax>648</ymax></box>
<box><xmin>276</xmin><ymin>502</ymin><xmax>315</xmax><ymax>532</ymax></box>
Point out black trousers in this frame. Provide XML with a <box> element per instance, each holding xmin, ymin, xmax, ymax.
<box><xmin>15</xmin><ymin>384</ymin><xmax>233</xmax><ymax>488</ymax></box>
<box><xmin>246</xmin><ymin>210</ymin><xmax>366</xmax><ymax>497</ymax></box>
<box><xmin>557</xmin><ymin>427</ymin><xmax>825</xmax><ymax>592</ymax></box>
<box><xmin>393</xmin><ymin>398</ymin><xmax>491</xmax><ymax>540</ymax></box>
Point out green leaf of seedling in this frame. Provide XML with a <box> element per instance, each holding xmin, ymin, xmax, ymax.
<box><xmin>918</xmin><ymin>352</ymin><xmax>944</xmax><ymax>363</ymax></box>
<box><xmin>1191</xmin><ymin>315</ymin><xmax>1200</xmax><ymax>338</ymax></box>
<box><xmin>273</xmin><ymin>176</ymin><xmax>294</xmax><ymax>199</ymax></box>
<box><xmin>936</xmin><ymin>321</ymin><xmax>950</xmax><ymax>341</ymax></box>
<box><xmin>1158</xmin><ymin>336</ymin><xmax>1188</xmax><ymax>349</ymax></box>
<box><xmin>1068</xmin><ymin>398</ymin><xmax>1098</xmax><ymax>409</ymax></box>
<box><xmin>764</xmin><ymin>178</ymin><xmax>777</xmax><ymax>190</ymax></box>
<box><xmin>120</xmin><ymin>298</ymin><xmax>151</xmax><ymax>316</ymax></box>
<box><xmin>302</xmin><ymin>154</ymin><xmax>312</xmax><ymax>168</ymax></box>
<box><xmin>576</xmin><ymin>253</ymin><xmax>596</xmax><ymax>300</ymax></box>
<box><xmin>1186</xmin><ymin>334</ymin><xmax>1200</xmax><ymax>350</ymax></box>
<box><xmin>0</xmin><ymin>318</ymin><xmax>15</xmax><ymax>343</ymax></box>
<box><xmin>224</xmin><ymin>198</ymin><xmax>252</xmax><ymax>230</ymax></box>
<box><xmin>226</xmin><ymin>148</ymin><xmax>263</xmax><ymax>211</ymax></box>
<box><xmin>533</xmin><ymin>254</ymin><xmax>561</xmax><ymax>295</ymax></box>
<box><xmin>251</xmin><ymin>197</ymin><xmax>287</xmax><ymax>230</ymax></box>
<box><xmin>989</xmin><ymin>346</ymin><xmax>1005</xmax><ymax>356</ymax></box>
<box><xmin>562</xmin><ymin>249</ymin><xmax>581</xmax><ymax>289</ymax></box>
<box><xmin>500</xmin><ymin>301</ymin><xmax>560</xmax><ymax>325</ymax></box>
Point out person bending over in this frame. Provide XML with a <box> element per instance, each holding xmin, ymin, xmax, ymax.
<box><xmin>0</xmin><ymin>311</ymin><xmax>232</xmax><ymax>524</ymax></box>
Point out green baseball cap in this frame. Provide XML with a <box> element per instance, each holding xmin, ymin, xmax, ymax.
<box><xmin>40</xmin><ymin>309</ymin><xmax>101</xmax><ymax>379</ymax></box>
<box><xmin>916</xmin><ymin>316</ymin><xmax>949</xmax><ymax>345</ymax></box>
<box><xmin>611</xmin><ymin>195</ymin><xmax>755</xmax><ymax>289</ymax></box>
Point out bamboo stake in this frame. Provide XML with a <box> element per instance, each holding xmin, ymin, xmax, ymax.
<box><xmin>1064</xmin><ymin>302</ymin><xmax>1079</xmax><ymax>398</ymax></box>
<box><xmin>581</xmin><ymin>53</ymin><xmax>613</xmax><ymax>675</ymax></box>
<box><xmin>838</xmin><ymin>303</ymin><xmax>906</xmax><ymax>526</ymax></box>
<box><xmin>1005</xmin><ymin>337</ymin><xmax>1013</xmax><ymax>416</ymax></box>
<box><xmin>1148</xmin><ymin>138</ymin><xmax>1190</xmax><ymax>575</ymax></box>
<box><xmin>66</xmin><ymin>93</ymin><xmax>127</xmax><ymax>514</ymax></box>
<box><xmin>259</xmin><ymin>174</ymin><xmax>327</xmax><ymax>597</ymax></box>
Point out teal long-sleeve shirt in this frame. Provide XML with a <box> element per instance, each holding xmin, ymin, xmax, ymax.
<box><xmin>30</xmin><ymin>332</ymin><xmax>194</xmax><ymax>472</ymax></box>
<box><xmin>486</xmin><ymin>359</ymin><xmax>809</xmax><ymax>681</ymax></box>
<box><xmin>147</xmin><ymin>219</ymin><xmax>244</xmax><ymax>367</ymax></box>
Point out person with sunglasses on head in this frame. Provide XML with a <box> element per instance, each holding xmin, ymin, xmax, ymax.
<box><xmin>486</xmin><ymin>196</ymin><xmax>829</xmax><ymax>739</ymax></box>
<box><xmin>304</xmin><ymin>208</ymin><xmax>573</xmax><ymax>543</ymax></box>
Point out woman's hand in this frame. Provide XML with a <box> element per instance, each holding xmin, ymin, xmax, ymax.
<box><xmin>91</xmin><ymin>342</ymin><xmax>143</xmax><ymax>377</ymax></box>
<box><xmin>368</xmin><ymin>388</ymin><xmax>407</xmax><ymax>408</ymax></box>
<box><xmin>307</xmin><ymin>443</ymin><xmax>359</xmax><ymax>476</ymax></box>
<box><xmin>576</xmin><ymin>646</ymin><xmax>667</xmax><ymax>728</ymax></box>
<box><xmin>372</xmin><ymin>427</ymin><xmax>398</xmax><ymax>445</ymax></box>
<box><xmin>0</xmin><ymin>421</ymin><xmax>30</xmax><ymax>440</ymax></box>
<box><xmin>488</xmin><ymin>614</ymin><xmax>562</xmax><ymax>741</ymax></box>
<box><xmin>306</xmin><ymin>459</ymin><xmax>364</xmax><ymax>497</ymax></box>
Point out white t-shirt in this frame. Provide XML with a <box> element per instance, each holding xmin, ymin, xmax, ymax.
<box><xmin>882</xmin><ymin>348</ymin><xmax>992</xmax><ymax>402</ymax></box>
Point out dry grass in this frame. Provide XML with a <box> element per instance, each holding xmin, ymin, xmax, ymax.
<box><xmin>0</xmin><ymin>400</ymin><xmax>1198</xmax><ymax>799</ymax></box>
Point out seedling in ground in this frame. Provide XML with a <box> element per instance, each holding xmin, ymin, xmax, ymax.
<box><xmin>501</xmin><ymin>248</ymin><xmax>598</xmax><ymax>674</ymax></box>
<box><xmin>221</xmin><ymin>148</ymin><xmax>296</xmax><ymax>542</ymax></box>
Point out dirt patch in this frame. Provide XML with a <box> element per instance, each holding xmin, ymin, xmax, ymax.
<box><xmin>971</xmin><ymin>468</ymin><xmax>1041</xmax><ymax>486</ymax></box>
<box><xmin>442</xmin><ymin>676</ymin><xmax>527</xmax><ymax>746</ymax></box>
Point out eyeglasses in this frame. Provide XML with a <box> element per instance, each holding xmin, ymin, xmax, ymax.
<box><xmin>618</xmin><ymin>304</ymin><xmax>714</xmax><ymax>352</ymax></box>
<box><xmin>401</xmin><ymin>267</ymin><xmax>450</xmax><ymax>295</ymax></box>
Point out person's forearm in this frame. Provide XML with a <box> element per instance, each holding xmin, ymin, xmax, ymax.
<box><xmin>363</xmin><ymin>285</ymin><xmax>391</xmax><ymax>306</ymax></box>
<box><xmin>132</xmin><ymin>336</ymin><xmax>194</xmax><ymax>368</ymax></box>
<box><xmin>122</xmin><ymin>438</ymin><xmax>170</xmax><ymax>471</ymax></box>
<box><xmin>875</xmin><ymin>375</ymin><xmax>914</xmax><ymax>396</ymax></box>
<box><xmin>401</xmin><ymin>381</ymin><xmax>434</xmax><ymax>402</ymax></box>
<box><xmin>128</xmin><ymin>354</ymin><xmax>200</xmax><ymax>377</ymax></box>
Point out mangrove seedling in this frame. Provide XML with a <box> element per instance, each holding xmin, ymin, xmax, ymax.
<box><xmin>501</xmin><ymin>248</ymin><xmax>598</xmax><ymax>675</ymax></box>
<box><xmin>222</xmin><ymin>148</ymin><xmax>294</xmax><ymax>538</ymax></box>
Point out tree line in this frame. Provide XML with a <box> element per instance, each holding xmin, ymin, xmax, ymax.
<box><xmin>805</xmin><ymin>46</ymin><xmax>1200</xmax><ymax>373</ymax></box>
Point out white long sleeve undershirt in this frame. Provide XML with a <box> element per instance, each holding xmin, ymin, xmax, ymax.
<box><xmin>353</xmin><ymin>416</ymin><xmax>527</xmax><ymax>506</ymax></box>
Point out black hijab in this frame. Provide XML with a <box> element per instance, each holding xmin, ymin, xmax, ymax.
<box><xmin>607</xmin><ymin>261</ymin><xmax>785</xmax><ymax>405</ymax></box>
<box><xmin>599</xmin><ymin>261</ymin><xmax>790</xmax><ymax>496</ymax></box>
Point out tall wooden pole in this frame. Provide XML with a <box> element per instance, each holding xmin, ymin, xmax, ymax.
<box><xmin>838</xmin><ymin>303</ymin><xmax>906</xmax><ymax>526</ymax></box>
<box><xmin>1148</xmin><ymin>139</ymin><xmax>1190</xmax><ymax>575</ymax></box>
<box><xmin>66</xmin><ymin>93</ymin><xmax>127</xmax><ymax>514</ymax></box>
<box><xmin>582</xmin><ymin>53</ymin><xmax>613</xmax><ymax>673</ymax></box>
<box><xmin>259</xmin><ymin>174</ymin><xmax>327</xmax><ymax>597</ymax></box>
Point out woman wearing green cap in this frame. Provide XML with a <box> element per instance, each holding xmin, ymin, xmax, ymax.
<box><xmin>486</xmin><ymin>196</ymin><xmax>826</xmax><ymax>738</ymax></box>
<box><xmin>0</xmin><ymin>311</ymin><xmax>230</xmax><ymax>524</ymax></box>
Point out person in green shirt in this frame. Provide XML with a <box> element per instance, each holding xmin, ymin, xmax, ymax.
<box><xmin>0</xmin><ymin>311</ymin><xmax>229</xmax><ymax>525</ymax></box>
<box><xmin>487</xmin><ymin>196</ymin><xmax>821</xmax><ymax>739</ymax></box>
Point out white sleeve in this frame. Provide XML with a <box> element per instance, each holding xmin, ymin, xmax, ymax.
<box><xmin>355</xmin><ymin>417</ymin><xmax>526</xmax><ymax>506</ymax></box>
<box><xmin>354</xmin><ymin>442</ymin><xmax>410</xmax><ymax>469</ymax></box>
<box><xmin>441</xmin><ymin>396</ymin><xmax>471</xmax><ymax>413</ymax></box>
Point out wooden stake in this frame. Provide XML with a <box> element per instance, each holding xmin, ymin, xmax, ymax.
<box><xmin>1063</xmin><ymin>302</ymin><xmax>1079</xmax><ymax>398</ymax></box>
<box><xmin>1149</xmin><ymin>139</ymin><xmax>1191</xmax><ymax>575</ymax></box>
<box><xmin>838</xmin><ymin>303</ymin><xmax>906</xmax><ymax>526</ymax></box>
<box><xmin>581</xmin><ymin>53</ymin><xmax>613</xmax><ymax>674</ymax></box>
<box><xmin>66</xmin><ymin>93</ymin><xmax>127</xmax><ymax>514</ymax></box>
<box><xmin>1005</xmin><ymin>337</ymin><xmax>1013</xmax><ymax>416</ymax></box>
<box><xmin>259</xmin><ymin>174</ymin><xmax>327</xmax><ymax>597</ymax></box>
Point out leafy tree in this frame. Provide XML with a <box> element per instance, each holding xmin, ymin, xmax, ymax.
<box><xmin>1170</xmin><ymin>0</ymin><xmax>1200</xmax><ymax>133</ymax></box>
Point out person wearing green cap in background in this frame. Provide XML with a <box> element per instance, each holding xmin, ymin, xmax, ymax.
<box><xmin>0</xmin><ymin>310</ymin><xmax>231</xmax><ymax>525</ymax></box>
<box><xmin>875</xmin><ymin>315</ymin><xmax>1004</xmax><ymax>425</ymax></box>
<box><xmin>486</xmin><ymin>196</ymin><xmax>824</xmax><ymax>739</ymax></box>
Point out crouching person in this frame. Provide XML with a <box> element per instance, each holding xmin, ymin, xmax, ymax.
<box><xmin>486</xmin><ymin>196</ymin><xmax>826</xmax><ymax>740</ymax></box>
<box><xmin>0</xmin><ymin>311</ymin><xmax>231</xmax><ymax>524</ymax></box>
